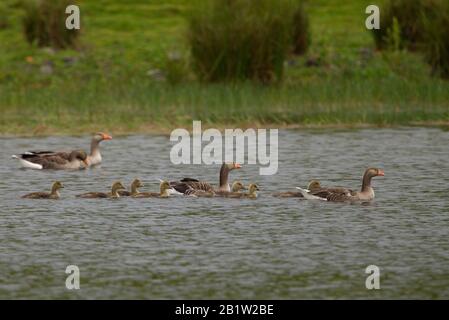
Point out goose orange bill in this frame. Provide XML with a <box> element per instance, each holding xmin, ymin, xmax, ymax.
<box><xmin>234</xmin><ymin>163</ymin><xmax>242</xmax><ymax>169</ymax></box>
<box><xmin>378</xmin><ymin>169</ymin><xmax>385</xmax><ymax>176</ymax></box>
<box><xmin>102</xmin><ymin>133</ymin><xmax>112</xmax><ymax>140</ymax></box>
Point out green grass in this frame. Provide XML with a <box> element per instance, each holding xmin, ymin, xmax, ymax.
<box><xmin>0</xmin><ymin>0</ymin><xmax>448</xmax><ymax>135</ymax></box>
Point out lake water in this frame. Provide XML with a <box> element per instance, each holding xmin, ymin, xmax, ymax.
<box><xmin>0</xmin><ymin>127</ymin><xmax>448</xmax><ymax>299</ymax></box>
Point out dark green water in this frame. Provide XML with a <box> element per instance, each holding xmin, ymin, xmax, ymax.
<box><xmin>0</xmin><ymin>128</ymin><xmax>448</xmax><ymax>299</ymax></box>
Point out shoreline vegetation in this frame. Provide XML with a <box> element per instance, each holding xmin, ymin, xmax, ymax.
<box><xmin>1</xmin><ymin>0</ymin><xmax>449</xmax><ymax>136</ymax></box>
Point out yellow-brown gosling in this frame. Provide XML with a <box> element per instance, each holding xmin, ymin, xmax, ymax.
<box><xmin>76</xmin><ymin>181</ymin><xmax>126</xmax><ymax>199</ymax></box>
<box><xmin>226</xmin><ymin>183</ymin><xmax>260</xmax><ymax>199</ymax></box>
<box><xmin>214</xmin><ymin>181</ymin><xmax>246</xmax><ymax>197</ymax></box>
<box><xmin>133</xmin><ymin>181</ymin><xmax>173</xmax><ymax>198</ymax></box>
<box><xmin>119</xmin><ymin>178</ymin><xmax>143</xmax><ymax>197</ymax></box>
<box><xmin>21</xmin><ymin>181</ymin><xmax>64</xmax><ymax>199</ymax></box>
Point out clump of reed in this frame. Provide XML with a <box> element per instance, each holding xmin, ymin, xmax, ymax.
<box><xmin>422</xmin><ymin>1</ymin><xmax>449</xmax><ymax>78</ymax></box>
<box><xmin>372</xmin><ymin>0</ymin><xmax>437</xmax><ymax>51</ymax></box>
<box><xmin>291</xmin><ymin>1</ymin><xmax>310</xmax><ymax>55</ymax></box>
<box><xmin>0</xmin><ymin>2</ymin><xmax>10</xmax><ymax>29</ymax></box>
<box><xmin>22</xmin><ymin>0</ymin><xmax>79</xmax><ymax>49</ymax></box>
<box><xmin>372</xmin><ymin>0</ymin><xmax>449</xmax><ymax>78</ymax></box>
<box><xmin>187</xmin><ymin>0</ymin><xmax>307</xmax><ymax>83</ymax></box>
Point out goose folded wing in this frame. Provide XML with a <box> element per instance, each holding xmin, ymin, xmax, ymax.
<box><xmin>170</xmin><ymin>180</ymin><xmax>214</xmax><ymax>193</ymax></box>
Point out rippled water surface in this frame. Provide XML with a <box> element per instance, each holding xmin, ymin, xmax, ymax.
<box><xmin>1</xmin><ymin>128</ymin><xmax>448</xmax><ymax>299</ymax></box>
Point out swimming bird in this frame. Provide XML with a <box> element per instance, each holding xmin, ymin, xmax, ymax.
<box><xmin>118</xmin><ymin>179</ymin><xmax>143</xmax><ymax>197</ymax></box>
<box><xmin>297</xmin><ymin>168</ymin><xmax>385</xmax><ymax>202</ymax></box>
<box><xmin>225</xmin><ymin>183</ymin><xmax>260</xmax><ymax>199</ymax></box>
<box><xmin>214</xmin><ymin>181</ymin><xmax>247</xmax><ymax>197</ymax></box>
<box><xmin>21</xmin><ymin>181</ymin><xmax>64</xmax><ymax>199</ymax></box>
<box><xmin>170</xmin><ymin>162</ymin><xmax>242</xmax><ymax>194</ymax></box>
<box><xmin>76</xmin><ymin>181</ymin><xmax>126</xmax><ymax>199</ymax></box>
<box><xmin>12</xmin><ymin>132</ymin><xmax>112</xmax><ymax>169</ymax></box>
<box><xmin>12</xmin><ymin>150</ymin><xmax>88</xmax><ymax>170</ymax></box>
<box><xmin>132</xmin><ymin>181</ymin><xmax>174</xmax><ymax>198</ymax></box>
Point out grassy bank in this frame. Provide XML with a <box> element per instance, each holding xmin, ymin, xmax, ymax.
<box><xmin>0</xmin><ymin>0</ymin><xmax>448</xmax><ymax>135</ymax></box>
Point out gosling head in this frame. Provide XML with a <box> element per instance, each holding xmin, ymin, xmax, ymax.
<box><xmin>159</xmin><ymin>181</ymin><xmax>171</xmax><ymax>192</ymax></box>
<box><xmin>248</xmin><ymin>183</ymin><xmax>260</xmax><ymax>194</ymax></box>
<box><xmin>131</xmin><ymin>178</ymin><xmax>144</xmax><ymax>188</ymax></box>
<box><xmin>307</xmin><ymin>180</ymin><xmax>321</xmax><ymax>191</ymax></box>
<box><xmin>52</xmin><ymin>181</ymin><xmax>64</xmax><ymax>192</ymax></box>
<box><xmin>71</xmin><ymin>150</ymin><xmax>88</xmax><ymax>167</ymax></box>
<box><xmin>231</xmin><ymin>181</ymin><xmax>246</xmax><ymax>192</ymax></box>
<box><xmin>159</xmin><ymin>180</ymin><xmax>173</xmax><ymax>197</ymax></box>
<box><xmin>112</xmin><ymin>181</ymin><xmax>126</xmax><ymax>192</ymax></box>
<box><xmin>93</xmin><ymin>132</ymin><xmax>112</xmax><ymax>143</ymax></box>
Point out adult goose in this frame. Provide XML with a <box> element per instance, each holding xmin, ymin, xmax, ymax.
<box><xmin>76</xmin><ymin>181</ymin><xmax>125</xmax><ymax>199</ymax></box>
<box><xmin>273</xmin><ymin>180</ymin><xmax>321</xmax><ymax>198</ymax></box>
<box><xmin>12</xmin><ymin>150</ymin><xmax>88</xmax><ymax>170</ymax></box>
<box><xmin>12</xmin><ymin>132</ymin><xmax>112</xmax><ymax>169</ymax></box>
<box><xmin>118</xmin><ymin>179</ymin><xmax>143</xmax><ymax>197</ymax></box>
<box><xmin>297</xmin><ymin>168</ymin><xmax>384</xmax><ymax>202</ymax></box>
<box><xmin>133</xmin><ymin>181</ymin><xmax>174</xmax><ymax>198</ymax></box>
<box><xmin>22</xmin><ymin>181</ymin><xmax>64</xmax><ymax>199</ymax></box>
<box><xmin>170</xmin><ymin>162</ymin><xmax>241</xmax><ymax>194</ymax></box>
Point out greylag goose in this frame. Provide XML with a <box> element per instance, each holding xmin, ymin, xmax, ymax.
<box><xmin>118</xmin><ymin>179</ymin><xmax>143</xmax><ymax>197</ymax></box>
<box><xmin>76</xmin><ymin>181</ymin><xmax>125</xmax><ymax>199</ymax></box>
<box><xmin>225</xmin><ymin>183</ymin><xmax>260</xmax><ymax>199</ymax></box>
<box><xmin>297</xmin><ymin>168</ymin><xmax>384</xmax><ymax>202</ymax></box>
<box><xmin>133</xmin><ymin>181</ymin><xmax>174</xmax><ymax>198</ymax></box>
<box><xmin>12</xmin><ymin>150</ymin><xmax>88</xmax><ymax>170</ymax></box>
<box><xmin>273</xmin><ymin>180</ymin><xmax>321</xmax><ymax>198</ymax></box>
<box><xmin>12</xmin><ymin>132</ymin><xmax>111</xmax><ymax>169</ymax></box>
<box><xmin>170</xmin><ymin>162</ymin><xmax>241</xmax><ymax>194</ymax></box>
<box><xmin>22</xmin><ymin>181</ymin><xmax>64</xmax><ymax>199</ymax></box>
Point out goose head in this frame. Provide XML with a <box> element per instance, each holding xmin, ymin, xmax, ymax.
<box><xmin>368</xmin><ymin>168</ymin><xmax>385</xmax><ymax>177</ymax></box>
<box><xmin>361</xmin><ymin>168</ymin><xmax>384</xmax><ymax>191</ymax></box>
<box><xmin>231</xmin><ymin>181</ymin><xmax>246</xmax><ymax>192</ymax></box>
<box><xmin>93</xmin><ymin>132</ymin><xmax>112</xmax><ymax>143</ymax></box>
<box><xmin>307</xmin><ymin>180</ymin><xmax>321</xmax><ymax>192</ymax></box>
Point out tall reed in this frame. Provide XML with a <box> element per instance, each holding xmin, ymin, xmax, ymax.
<box><xmin>187</xmin><ymin>0</ymin><xmax>300</xmax><ymax>83</ymax></box>
<box><xmin>372</xmin><ymin>0</ymin><xmax>437</xmax><ymax>51</ymax></box>
<box><xmin>22</xmin><ymin>0</ymin><xmax>79</xmax><ymax>49</ymax></box>
<box><xmin>422</xmin><ymin>1</ymin><xmax>449</xmax><ymax>78</ymax></box>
